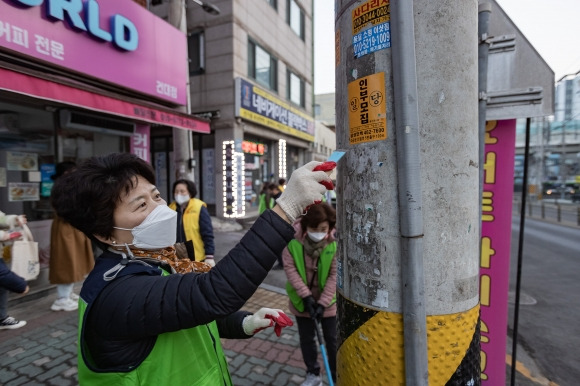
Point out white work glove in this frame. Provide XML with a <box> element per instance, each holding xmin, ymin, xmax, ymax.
<box><xmin>242</xmin><ymin>308</ymin><xmax>294</xmax><ymax>336</ymax></box>
<box><xmin>275</xmin><ymin>161</ymin><xmax>335</xmax><ymax>223</ymax></box>
<box><xmin>204</xmin><ymin>256</ymin><xmax>215</xmax><ymax>267</ymax></box>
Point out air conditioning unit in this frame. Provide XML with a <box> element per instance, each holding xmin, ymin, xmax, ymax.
<box><xmin>0</xmin><ymin>112</ymin><xmax>19</xmax><ymax>132</ymax></box>
<box><xmin>59</xmin><ymin>110</ymin><xmax>135</xmax><ymax>137</ymax></box>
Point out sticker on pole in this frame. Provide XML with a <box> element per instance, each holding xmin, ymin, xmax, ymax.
<box><xmin>353</xmin><ymin>22</ymin><xmax>391</xmax><ymax>59</ymax></box>
<box><xmin>352</xmin><ymin>0</ymin><xmax>391</xmax><ymax>35</ymax></box>
<box><xmin>348</xmin><ymin>72</ymin><xmax>387</xmax><ymax>145</ymax></box>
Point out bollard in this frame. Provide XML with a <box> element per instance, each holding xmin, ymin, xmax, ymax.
<box><xmin>577</xmin><ymin>207</ymin><xmax>580</xmax><ymax>226</ymax></box>
<box><xmin>541</xmin><ymin>202</ymin><xmax>545</xmax><ymax>219</ymax></box>
<box><xmin>557</xmin><ymin>204</ymin><xmax>561</xmax><ymax>222</ymax></box>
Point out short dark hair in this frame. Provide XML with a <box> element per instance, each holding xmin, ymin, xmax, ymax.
<box><xmin>299</xmin><ymin>203</ymin><xmax>336</xmax><ymax>231</ymax></box>
<box><xmin>51</xmin><ymin>153</ymin><xmax>156</xmax><ymax>240</ymax></box>
<box><xmin>278</xmin><ymin>178</ymin><xmax>286</xmax><ymax>185</ymax></box>
<box><xmin>51</xmin><ymin>161</ymin><xmax>77</xmax><ymax>181</ymax></box>
<box><xmin>172</xmin><ymin>179</ymin><xmax>197</xmax><ymax>198</ymax></box>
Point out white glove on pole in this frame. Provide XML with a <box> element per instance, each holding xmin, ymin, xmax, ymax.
<box><xmin>242</xmin><ymin>308</ymin><xmax>294</xmax><ymax>336</ymax></box>
<box><xmin>275</xmin><ymin>161</ymin><xmax>333</xmax><ymax>223</ymax></box>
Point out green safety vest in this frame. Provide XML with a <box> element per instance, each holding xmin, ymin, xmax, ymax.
<box><xmin>285</xmin><ymin>239</ymin><xmax>337</xmax><ymax>312</ymax></box>
<box><xmin>77</xmin><ymin>268</ymin><xmax>232</xmax><ymax>386</ymax></box>
<box><xmin>258</xmin><ymin>193</ymin><xmax>274</xmax><ymax>214</ymax></box>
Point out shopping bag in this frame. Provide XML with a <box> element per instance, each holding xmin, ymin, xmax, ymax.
<box><xmin>10</xmin><ymin>225</ymin><xmax>40</xmax><ymax>281</ymax></box>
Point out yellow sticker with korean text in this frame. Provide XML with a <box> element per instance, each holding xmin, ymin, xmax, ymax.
<box><xmin>348</xmin><ymin>72</ymin><xmax>387</xmax><ymax>145</ymax></box>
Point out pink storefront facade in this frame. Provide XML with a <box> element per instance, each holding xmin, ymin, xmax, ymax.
<box><xmin>0</xmin><ymin>0</ymin><xmax>208</xmax><ymax>287</ymax></box>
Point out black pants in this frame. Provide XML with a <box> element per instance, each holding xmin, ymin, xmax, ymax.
<box><xmin>296</xmin><ymin>315</ymin><xmax>337</xmax><ymax>381</ymax></box>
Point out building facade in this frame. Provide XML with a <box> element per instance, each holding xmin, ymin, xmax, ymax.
<box><xmin>0</xmin><ymin>0</ymin><xmax>208</xmax><ymax>287</ymax></box>
<box><xmin>151</xmin><ymin>0</ymin><xmax>315</xmax><ymax>218</ymax></box>
<box><xmin>514</xmin><ymin>73</ymin><xmax>580</xmax><ymax>194</ymax></box>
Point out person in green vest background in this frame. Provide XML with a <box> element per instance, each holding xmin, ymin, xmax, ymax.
<box><xmin>169</xmin><ymin>179</ymin><xmax>215</xmax><ymax>266</ymax></box>
<box><xmin>258</xmin><ymin>182</ymin><xmax>272</xmax><ymax>215</ymax></box>
<box><xmin>282</xmin><ymin>203</ymin><xmax>337</xmax><ymax>386</ymax></box>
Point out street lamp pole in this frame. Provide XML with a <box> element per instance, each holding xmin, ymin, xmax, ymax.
<box><xmin>168</xmin><ymin>0</ymin><xmax>220</xmax><ymax>182</ymax></box>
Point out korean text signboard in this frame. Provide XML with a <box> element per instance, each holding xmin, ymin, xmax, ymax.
<box><xmin>235</xmin><ymin>78</ymin><xmax>315</xmax><ymax>142</ymax></box>
<box><xmin>0</xmin><ymin>0</ymin><xmax>187</xmax><ymax>105</ymax></box>
<box><xmin>348</xmin><ymin>72</ymin><xmax>387</xmax><ymax>145</ymax></box>
<box><xmin>480</xmin><ymin>119</ymin><xmax>516</xmax><ymax>385</ymax></box>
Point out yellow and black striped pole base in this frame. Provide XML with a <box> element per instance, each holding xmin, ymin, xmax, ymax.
<box><xmin>337</xmin><ymin>293</ymin><xmax>481</xmax><ymax>385</ymax></box>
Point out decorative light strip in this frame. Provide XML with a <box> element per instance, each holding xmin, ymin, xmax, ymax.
<box><xmin>235</xmin><ymin>151</ymin><xmax>246</xmax><ymax>217</ymax></box>
<box><xmin>223</xmin><ymin>141</ymin><xmax>235</xmax><ymax>218</ymax></box>
<box><xmin>278</xmin><ymin>139</ymin><xmax>287</xmax><ymax>179</ymax></box>
<box><xmin>222</xmin><ymin>141</ymin><xmax>246</xmax><ymax>218</ymax></box>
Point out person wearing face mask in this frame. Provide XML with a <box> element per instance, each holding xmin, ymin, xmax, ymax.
<box><xmin>168</xmin><ymin>179</ymin><xmax>215</xmax><ymax>266</ymax></box>
<box><xmin>50</xmin><ymin>152</ymin><xmax>336</xmax><ymax>385</ymax></box>
<box><xmin>282</xmin><ymin>203</ymin><xmax>338</xmax><ymax>386</ymax></box>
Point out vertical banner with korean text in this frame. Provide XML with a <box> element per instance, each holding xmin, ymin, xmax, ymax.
<box><xmin>131</xmin><ymin>125</ymin><xmax>150</xmax><ymax>163</ymax></box>
<box><xmin>480</xmin><ymin>119</ymin><xmax>516</xmax><ymax>384</ymax></box>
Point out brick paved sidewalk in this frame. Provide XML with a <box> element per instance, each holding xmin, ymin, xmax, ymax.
<box><xmin>224</xmin><ymin>287</ymin><xmax>317</xmax><ymax>386</ymax></box>
<box><xmin>0</xmin><ymin>284</ymin><xmax>323</xmax><ymax>386</ymax></box>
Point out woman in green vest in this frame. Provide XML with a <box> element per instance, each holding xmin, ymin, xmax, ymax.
<box><xmin>49</xmin><ymin>153</ymin><xmax>336</xmax><ymax>386</ymax></box>
<box><xmin>282</xmin><ymin>203</ymin><xmax>338</xmax><ymax>386</ymax></box>
<box><xmin>169</xmin><ymin>179</ymin><xmax>215</xmax><ymax>266</ymax></box>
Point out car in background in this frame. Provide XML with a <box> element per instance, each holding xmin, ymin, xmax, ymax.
<box><xmin>544</xmin><ymin>184</ymin><xmax>577</xmax><ymax>200</ymax></box>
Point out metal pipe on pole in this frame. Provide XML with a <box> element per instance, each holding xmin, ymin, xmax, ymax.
<box><xmin>389</xmin><ymin>0</ymin><xmax>428</xmax><ymax>383</ymax></box>
<box><xmin>478</xmin><ymin>2</ymin><xmax>492</xmax><ymax>208</ymax></box>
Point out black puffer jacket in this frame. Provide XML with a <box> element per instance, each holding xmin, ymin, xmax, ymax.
<box><xmin>82</xmin><ymin>210</ymin><xmax>294</xmax><ymax>370</ymax></box>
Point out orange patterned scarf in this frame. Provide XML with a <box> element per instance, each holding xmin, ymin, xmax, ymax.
<box><xmin>128</xmin><ymin>246</ymin><xmax>212</xmax><ymax>274</ymax></box>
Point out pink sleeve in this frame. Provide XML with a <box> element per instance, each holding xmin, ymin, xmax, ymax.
<box><xmin>282</xmin><ymin>246</ymin><xmax>311</xmax><ymax>298</ymax></box>
<box><xmin>318</xmin><ymin>254</ymin><xmax>337</xmax><ymax>307</ymax></box>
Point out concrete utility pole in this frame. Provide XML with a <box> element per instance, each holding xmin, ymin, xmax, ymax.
<box><xmin>168</xmin><ymin>0</ymin><xmax>195</xmax><ymax>182</ymax></box>
<box><xmin>335</xmin><ymin>0</ymin><xmax>480</xmax><ymax>384</ymax></box>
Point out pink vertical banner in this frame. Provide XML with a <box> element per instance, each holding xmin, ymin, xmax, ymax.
<box><xmin>131</xmin><ymin>125</ymin><xmax>150</xmax><ymax>163</ymax></box>
<box><xmin>480</xmin><ymin>119</ymin><xmax>516</xmax><ymax>384</ymax></box>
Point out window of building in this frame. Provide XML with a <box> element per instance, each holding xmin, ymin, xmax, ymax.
<box><xmin>287</xmin><ymin>0</ymin><xmax>305</xmax><ymax>40</ymax></box>
<box><xmin>287</xmin><ymin>70</ymin><xmax>305</xmax><ymax>107</ymax></box>
<box><xmin>266</xmin><ymin>0</ymin><xmax>277</xmax><ymax>10</ymax></box>
<box><xmin>314</xmin><ymin>104</ymin><xmax>321</xmax><ymax>117</ymax></box>
<box><xmin>248</xmin><ymin>40</ymin><xmax>278</xmax><ymax>91</ymax></box>
<box><xmin>188</xmin><ymin>31</ymin><xmax>205</xmax><ymax>75</ymax></box>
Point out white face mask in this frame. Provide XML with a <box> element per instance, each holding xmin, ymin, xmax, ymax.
<box><xmin>114</xmin><ymin>205</ymin><xmax>177</xmax><ymax>249</ymax></box>
<box><xmin>174</xmin><ymin>194</ymin><xmax>190</xmax><ymax>205</ymax></box>
<box><xmin>307</xmin><ymin>232</ymin><xmax>327</xmax><ymax>243</ymax></box>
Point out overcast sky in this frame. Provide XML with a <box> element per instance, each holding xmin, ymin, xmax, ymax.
<box><xmin>314</xmin><ymin>0</ymin><xmax>580</xmax><ymax>94</ymax></box>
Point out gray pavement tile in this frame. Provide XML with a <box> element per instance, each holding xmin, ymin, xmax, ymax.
<box><xmin>272</xmin><ymin>370</ymin><xmax>295</xmax><ymax>385</ymax></box>
<box><xmin>224</xmin><ymin>350</ymin><xmax>247</xmax><ymax>369</ymax></box>
<box><xmin>246</xmin><ymin>369</ymin><xmax>273</xmax><ymax>384</ymax></box>
<box><xmin>0</xmin><ymin>369</ymin><xmax>19</xmax><ymax>384</ymax></box>
<box><xmin>7</xmin><ymin>353</ymin><xmax>44</xmax><ymax>372</ymax></box>
<box><xmin>46</xmin><ymin>376</ymin><xmax>75</xmax><ymax>386</ymax></box>
<box><xmin>13</xmin><ymin>363</ymin><xmax>45</xmax><ymax>378</ymax></box>
<box><xmin>34</xmin><ymin>363</ymin><xmax>73</xmax><ymax>382</ymax></box>
<box><xmin>5</xmin><ymin>377</ymin><xmax>34</xmax><ymax>386</ymax></box>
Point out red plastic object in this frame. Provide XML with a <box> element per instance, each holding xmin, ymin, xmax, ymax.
<box><xmin>312</xmin><ymin>161</ymin><xmax>336</xmax><ymax>172</ymax></box>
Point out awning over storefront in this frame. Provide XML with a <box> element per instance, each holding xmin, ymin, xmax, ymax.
<box><xmin>0</xmin><ymin>67</ymin><xmax>210</xmax><ymax>133</ymax></box>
